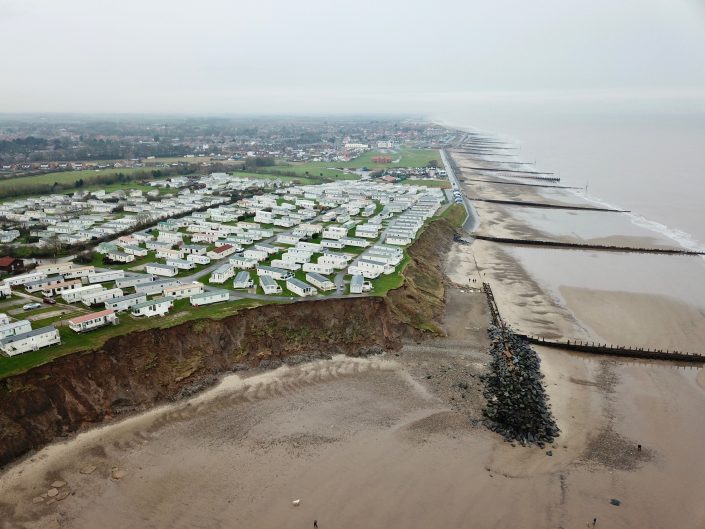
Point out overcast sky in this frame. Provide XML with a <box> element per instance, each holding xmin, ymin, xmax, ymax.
<box><xmin>1</xmin><ymin>0</ymin><xmax>705</xmax><ymax>114</ymax></box>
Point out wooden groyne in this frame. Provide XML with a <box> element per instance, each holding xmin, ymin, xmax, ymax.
<box><xmin>472</xmin><ymin>235</ymin><xmax>705</xmax><ymax>256</ymax></box>
<box><xmin>466</xmin><ymin>167</ymin><xmax>556</xmax><ymax>177</ymax></box>
<box><xmin>468</xmin><ymin>178</ymin><xmax>581</xmax><ymax>190</ymax></box>
<box><xmin>481</xmin><ymin>283</ymin><xmax>705</xmax><ymax>364</ymax></box>
<box><xmin>469</xmin><ymin>197</ymin><xmax>628</xmax><ymax>213</ymax></box>
<box><xmin>519</xmin><ymin>335</ymin><xmax>705</xmax><ymax>364</ymax></box>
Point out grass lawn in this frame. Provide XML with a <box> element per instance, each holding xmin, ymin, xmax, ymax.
<box><xmin>439</xmin><ymin>203</ymin><xmax>467</xmax><ymax>228</ymax></box>
<box><xmin>90</xmin><ymin>253</ymin><xmax>159</xmax><ymax>271</ymax></box>
<box><xmin>230</xmin><ymin>170</ymin><xmax>320</xmax><ymax>185</ymax></box>
<box><xmin>0</xmin><ymin>297</ymin><xmax>271</xmax><ymax>380</ymax></box>
<box><xmin>371</xmin><ymin>253</ymin><xmax>411</xmax><ymax>296</ymax></box>
<box><xmin>402</xmin><ymin>179</ymin><xmax>451</xmax><ymax>189</ymax></box>
<box><xmin>344</xmin><ymin>148</ymin><xmax>441</xmax><ymax>170</ymax></box>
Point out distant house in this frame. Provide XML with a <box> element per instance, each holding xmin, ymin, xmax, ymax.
<box><xmin>68</xmin><ymin>309</ymin><xmax>119</xmax><ymax>333</ymax></box>
<box><xmin>0</xmin><ymin>257</ymin><xmax>23</xmax><ymax>273</ymax></box>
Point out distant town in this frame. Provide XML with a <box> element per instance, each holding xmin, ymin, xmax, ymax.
<box><xmin>0</xmin><ymin>117</ymin><xmax>463</xmax><ymax>373</ymax></box>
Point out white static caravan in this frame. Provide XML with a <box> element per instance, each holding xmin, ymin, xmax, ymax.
<box><xmin>318</xmin><ymin>252</ymin><xmax>349</xmax><ymax>270</ymax></box>
<box><xmin>320</xmin><ymin>239</ymin><xmax>345</xmax><ymax>250</ymax></box>
<box><xmin>229</xmin><ymin>256</ymin><xmax>257</xmax><ymax>270</ymax></box>
<box><xmin>68</xmin><ymin>309</ymin><xmax>119</xmax><ymax>333</ymax></box>
<box><xmin>166</xmin><ymin>258</ymin><xmax>196</xmax><ymax>270</ymax></box>
<box><xmin>233</xmin><ymin>271</ymin><xmax>254</xmax><ymax>289</ymax></box>
<box><xmin>104</xmin><ymin>293</ymin><xmax>148</xmax><ymax>312</ymax></box>
<box><xmin>81</xmin><ymin>287</ymin><xmax>124</xmax><ymax>307</ymax></box>
<box><xmin>0</xmin><ymin>313</ymin><xmax>10</xmax><ymax>326</ymax></box>
<box><xmin>41</xmin><ymin>279</ymin><xmax>83</xmax><ymax>297</ymax></box>
<box><xmin>348</xmin><ymin>258</ymin><xmax>387</xmax><ymax>279</ymax></box>
<box><xmin>3</xmin><ymin>271</ymin><xmax>46</xmax><ymax>287</ymax></box>
<box><xmin>157</xmin><ymin>248</ymin><xmax>185</xmax><ymax>260</ymax></box>
<box><xmin>210</xmin><ymin>264</ymin><xmax>235</xmax><ymax>284</ymax></box>
<box><xmin>208</xmin><ymin>245</ymin><xmax>238</xmax><ymax>260</ymax></box>
<box><xmin>157</xmin><ymin>231</ymin><xmax>183</xmax><ymax>244</ymax></box>
<box><xmin>61</xmin><ymin>284</ymin><xmax>104</xmax><ymax>304</ymax></box>
<box><xmin>243</xmin><ymin>249</ymin><xmax>268</xmax><ymax>262</ymax></box>
<box><xmin>256</xmin><ymin>265</ymin><xmax>293</xmax><ymax>281</ymax></box>
<box><xmin>302</xmin><ymin>262</ymin><xmax>335</xmax><ymax>275</ymax></box>
<box><xmin>349</xmin><ymin>274</ymin><xmax>365</xmax><ymax>294</ymax></box>
<box><xmin>190</xmin><ymin>290</ymin><xmax>229</xmax><ymax>307</ymax></box>
<box><xmin>63</xmin><ymin>266</ymin><xmax>96</xmax><ymax>280</ymax></box>
<box><xmin>384</xmin><ymin>234</ymin><xmax>413</xmax><ymax>246</ymax></box>
<box><xmin>145</xmin><ymin>263</ymin><xmax>179</xmax><ymax>277</ymax></box>
<box><xmin>305</xmin><ymin>272</ymin><xmax>335</xmax><ymax>292</ymax></box>
<box><xmin>106</xmin><ymin>251</ymin><xmax>136</xmax><ymax>263</ymax></box>
<box><xmin>285</xmin><ymin>277</ymin><xmax>317</xmax><ymax>297</ymax></box>
<box><xmin>130</xmin><ymin>297</ymin><xmax>173</xmax><ymax>318</ymax></box>
<box><xmin>0</xmin><ymin>281</ymin><xmax>10</xmax><ymax>298</ymax></box>
<box><xmin>186</xmin><ymin>253</ymin><xmax>211</xmax><ymax>265</ymax></box>
<box><xmin>0</xmin><ymin>320</ymin><xmax>32</xmax><ymax>340</ymax></box>
<box><xmin>122</xmin><ymin>245</ymin><xmax>149</xmax><ymax>258</ymax></box>
<box><xmin>276</xmin><ymin>234</ymin><xmax>300</xmax><ymax>245</ymax></box>
<box><xmin>0</xmin><ymin>326</ymin><xmax>61</xmax><ymax>356</ymax></box>
<box><xmin>269</xmin><ymin>259</ymin><xmax>301</xmax><ymax>271</ymax></box>
<box><xmin>340</xmin><ymin>237</ymin><xmax>370</xmax><ymax>248</ymax></box>
<box><xmin>259</xmin><ymin>275</ymin><xmax>282</xmax><ymax>295</ymax></box>
<box><xmin>115</xmin><ymin>274</ymin><xmax>156</xmax><ymax>289</ymax></box>
<box><xmin>35</xmin><ymin>262</ymin><xmax>74</xmax><ymax>276</ymax></box>
<box><xmin>322</xmin><ymin>226</ymin><xmax>347</xmax><ymax>240</ymax></box>
<box><xmin>24</xmin><ymin>276</ymin><xmax>64</xmax><ymax>293</ymax></box>
<box><xmin>87</xmin><ymin>269</ymin><xmax>125</xmax><ymax>284</ymax></box>
<box><xmin>164</xmin><ymin>282</ymin><xmax>204</xmax><ymax>300</ymax></box>
<box><xmin>134</xmin><ymin>279</ymin><xmax>180</xmax><ymax>296</ymax></box>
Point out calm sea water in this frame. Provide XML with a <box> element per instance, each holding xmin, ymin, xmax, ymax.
<box><xmin>435</xmin><ymin>104</ymin><xmax>705</xmax><ymax>251</ymax></box>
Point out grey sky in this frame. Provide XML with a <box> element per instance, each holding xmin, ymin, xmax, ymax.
<box><xmin>1</xmin><ymin>0</ymin><xmax>705</xmax><ymax>114</ymax></box>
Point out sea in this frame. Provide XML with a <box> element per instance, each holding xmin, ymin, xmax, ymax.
<box><xmin>434</xmin><ymin>101</ymin><xmax>705</xmax><ymax>252</ymax></box>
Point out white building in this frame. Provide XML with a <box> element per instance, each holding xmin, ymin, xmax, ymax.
<box><xmin>81</xmin><ymin>287</ymin><xmax>124</xmax><ymax>306</ymax></box>
<box><xmin>164</xmin><ymin>282</ymin><xmax>204</xmax><ymax>300</ymax></box>
<box><xmin>286</xmin><ymin>278</ymin><xmax>317</xmax><ymax>297</ymax></box>
<box><xmin>259</xmin><ymin>275</ymin><xmax>282</xmax><ymax>295</ymax></box>
<box><xmin>256</xmin><ymin>265</ymin><xmax>292</xmax><ymax>281</ymax></box>
<box><xmin>87</xmin><ymin>270</ymin><xmax>125</xmax><ymax>284</ymax></box>
<box><xmin>131</xmin><ymin>297</ymin><xmax>173</xmax><ymax>317</ymax></box>
<box><xmin>233</xmin><ymin>271</ymin><xmax>254</xmax><ymax>289</ymax></box>
<box><xmin>210</xmin><ymin>264</ymin><xmax>235</xmax><ymax>284</ymax></box>
<box><xmin>68</xmin><ymin>309</ymin><xmax>119</xmax><ymax>333</ymax></box>
<box><xmin>105</xmin><ymin>293</ymin><xmax>148</xmax><ymax>312</ymax></box>
<box><xmin>0</xmin><ymin>326</ymin><xmax>61</xmax><ymax>356</ymax></box>
<box><xmin>302</xmin><ymin>262</ymin><xmax>335</xmax><ymax>275</ymax></box>
<box><xmin>61</xmin><ymin>284</ymin><xmax>104</xmax><ymax>304</ymax></box>
<box><xmin>190</xmin><ymin>290</ymin><xmax>229</xmax><ymax>307</ymax></box>
<box><xmin>305</xmin><ymin>272</ymin><xmax>335</xmax><ymax>291</ymax></box>
<box><xmin>145</xmin><ymin>263</ymin><xmax>179</xmax><ymax>277</ymax></box>
<box><xmin>0</xmin><ymin>320</ymin><xmax>32</xmax><ymax>340</ymax></box>
<box><xmin>350</xmin><ymin>274</ymin><xmax>365</xmax><ymax>294</ymax></box>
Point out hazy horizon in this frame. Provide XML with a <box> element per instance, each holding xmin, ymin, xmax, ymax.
<box><xmin>2</xmin><ymin>0</ymin><xmax>705</xmax><ymax>114</ymax></box>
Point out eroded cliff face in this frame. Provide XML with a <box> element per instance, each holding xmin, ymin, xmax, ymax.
<box><xmin>0</xmin><ymin>298</ymin><xmax>397</xmax><ymax>467</ymax></box>
<box><xmin>0</xmin><ymin>217</ymin><xmax>456</xmax><ymax>468</ymax></box>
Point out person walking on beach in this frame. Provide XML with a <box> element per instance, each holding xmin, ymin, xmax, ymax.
<box><xmin>314</xmin><ymin>520</ymin><xmax>318</xmax><ymax>528</ymax></box>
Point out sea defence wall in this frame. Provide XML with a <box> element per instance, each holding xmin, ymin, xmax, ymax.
<box><xmin>472</xmin><ymin>235</ymin><xmax>705</xmax><ymax>256</ymax></box>
<box><xmin>466</xmin><ymin>178</ymin><xmax>582</xmax><ymax>190</ymax></box>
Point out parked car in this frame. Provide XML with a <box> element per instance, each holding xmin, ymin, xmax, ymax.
<box><xmin>22</xmin><ymin>302</ymin><xmax>42</xmax><ymax>310</ymax></box>
<box><xmin>43</xmin><ymin>298</ymin><xmax>57</xmax><ymax>305</ymax></box>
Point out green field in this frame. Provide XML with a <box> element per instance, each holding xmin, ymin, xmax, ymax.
<box><xmin>402</xmin><ymin>179</ymin><xmax>451</xmax><ymax>188</ymax></box>
<box><xmin>0</xmin><ymin>167</ymin><xmax>157</xmax><ymax>193</ymax></box>
<box><xmin>231</xmin><ymin>171</ymin><xmax>319</xmax><ymax>185</ymax></box>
